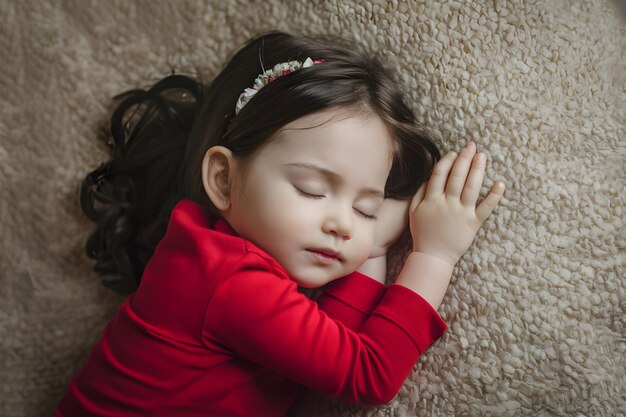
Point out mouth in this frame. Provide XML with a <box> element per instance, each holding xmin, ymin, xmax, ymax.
<box><xmin>306</xmin><ymin>248</ymin><xmax>342</xmax><ymax>264</ymax></box>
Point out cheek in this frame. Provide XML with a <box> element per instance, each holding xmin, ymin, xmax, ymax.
<box><xmin>351</xmin><ymin>227</ymin><xmax>376</xmax><ymax>261</ymax></box>
<box><xmin>245</xmin><ymin>182</ymin><xmax>309</xmax><ymax>235</ymax></box>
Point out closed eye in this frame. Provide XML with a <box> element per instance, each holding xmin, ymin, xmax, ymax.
<box><xmin>295</xmin><ymin>187</ymin><xmax>378</xmax><ymax>221</ymax></box>
<box><xmin>294</xmin><ymin>187</ymin><xmax>325</xmax><ymax>199</ymax></box>
<box><xmin>355</xmin><ymin>209</ymin><xmax>377</xmax><ymax>221</ymax></box>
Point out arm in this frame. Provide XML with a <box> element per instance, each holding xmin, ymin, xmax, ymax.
<box><xmin>314</xmin><ymin>270</ymin><xmax>387</xmax><ymax>331</ymax></box>
<box><xmin>201</xmin><ymin>257</ymin><xmax>447</xmax><ymax>406</ymax></box>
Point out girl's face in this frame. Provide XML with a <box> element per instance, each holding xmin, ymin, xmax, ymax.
<box><xmin>216</xmin><ymin>108</ymin><xmax>394</xmax><ymax>288</ymax></box>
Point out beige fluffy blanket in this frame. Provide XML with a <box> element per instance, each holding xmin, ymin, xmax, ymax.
<box><xmin>1</xmin><ymin>1</ymin><xmax>624</xmax><ymax>416</ymax></box>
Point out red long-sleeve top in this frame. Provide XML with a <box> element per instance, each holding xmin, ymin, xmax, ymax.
<box><xmin>55</xmin><ymin>199</ymin><xmax>447</xmax><ymax>417</ymax></box>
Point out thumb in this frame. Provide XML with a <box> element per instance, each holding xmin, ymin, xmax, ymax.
<box><xmin>475</xmin><ymin>182</ymin><xmax>506</xmax><ymax>223</ymax></box>
<box><xmin>409</xmin><ymin>182</ymin><xmax>427</xmax><ymax>214</ymax></box>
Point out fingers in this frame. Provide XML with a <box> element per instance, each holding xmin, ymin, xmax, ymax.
<box><xmin>424</xmin><ymin>151</ymin><xmax>458</xmax><ymax>199</ymax></box>
<box><xmin>445</xmin><ymin>141</ymin><xmax>477</xmax><ymax>197</ymax></box>
<box><xmin>460</xmin><ymin>151</ymin><xmax>486</xmax><ymax>207</ymax></box>
<box><xmin>424</xmin><ymin>141</ymin><xmax>505</xmax><ymax>219</ymax></box>
<box><xmin>475</xmin><ymin>181</ymin><xmax>506</xmax><ymax>223</ymax></box>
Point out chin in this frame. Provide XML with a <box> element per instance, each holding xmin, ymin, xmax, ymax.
<box><xmin>290</xmin><ymin>273</ymin><xmax>335</xmax><ymax>289</ymax></box>
<box><xmin>291</xmin><ymin>276</ymin><xmax>325</xmax><ymax>289</ymax></box>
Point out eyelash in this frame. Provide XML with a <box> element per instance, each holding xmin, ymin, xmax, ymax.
<box><xmin>294</xmin><ymin>188</ymin><xmax>377</xmax><ymax>221</ymax></box>
<box><xmin>295</xmin><ymin>188</ymin><xmax>325</xmax><ymax>200</ymax></box>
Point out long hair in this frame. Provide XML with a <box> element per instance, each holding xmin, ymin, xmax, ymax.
<box><xmin>80</xmin><ymin>30</ymin><xmax>443</xmax><ymax>295</ymax></box>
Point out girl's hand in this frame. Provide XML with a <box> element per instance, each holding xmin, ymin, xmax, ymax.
<box><xmin>408</xmin><ymin>141</ymin><xmax>505</xmax><ymax>266</ymax></box>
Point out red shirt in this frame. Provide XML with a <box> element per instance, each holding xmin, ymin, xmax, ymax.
<box><xmin>55</xmin><ymin>199</ymin><xmax>447</xmax><ymax>417</ymax></box>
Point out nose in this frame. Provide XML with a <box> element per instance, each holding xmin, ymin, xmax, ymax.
<box><xmin>322</xmin><ymin>204</ymin><xmax>353</xmax><ymax>240</ymax></box>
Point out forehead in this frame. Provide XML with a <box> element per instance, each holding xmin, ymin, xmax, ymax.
<box><xmin>262</xmin><ymin>108</ymin><xmax>395</xmax><ymax>169</ymax></box>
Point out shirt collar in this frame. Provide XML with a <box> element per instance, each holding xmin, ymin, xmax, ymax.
<box><xmin>213</xmin><ymin>217</ymin><xmax>238</xmax><ymax>236</ymax></box>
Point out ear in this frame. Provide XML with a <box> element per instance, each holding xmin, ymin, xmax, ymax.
<box><xmin>201</xmin><ymin>146</ymin><xmax>237</xmax><ymax>212</ymax></box>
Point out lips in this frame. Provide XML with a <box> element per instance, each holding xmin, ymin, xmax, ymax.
<box><xmin>306</xmin><ymin>248</ymin><xmax>341</xmax><ymax>261</ymax></box>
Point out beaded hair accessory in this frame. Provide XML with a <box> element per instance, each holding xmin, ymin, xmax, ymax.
<box><xmin>235</xmin><ymin>57</ymin><xmax>325</xmax><ymax>115</ymax></box>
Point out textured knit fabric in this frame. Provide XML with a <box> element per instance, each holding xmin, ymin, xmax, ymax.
<box><xmin>54</xmin><ymin>199</ymin><xmax>447</xmax><ymax>417</ymax></box>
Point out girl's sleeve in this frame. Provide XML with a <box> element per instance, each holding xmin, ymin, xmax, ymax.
<box><xmin>201</xmin><ymin>253</ymin><xmax>447</xmax><ymax>406</ymax></box>
<box><xmin>315</xmin><ymin>271</ymin><xmax>387</xmax><ymax>330</ymax></box>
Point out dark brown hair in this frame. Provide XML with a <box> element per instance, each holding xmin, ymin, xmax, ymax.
<box><xmin>80</xmin><ymin>30</ymin><xmax>443</xmax><ymax>294</ymax></box>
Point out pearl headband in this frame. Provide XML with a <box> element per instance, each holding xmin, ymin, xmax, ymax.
<box><xmin>235</xmin><ymin>57</ymin><xmax>325</xmax><ymax>115</ymax></box>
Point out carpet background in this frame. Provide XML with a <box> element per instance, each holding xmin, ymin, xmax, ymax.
<box><xmin>0</xmin><ymin>0</ymin><xmax>624</xmax><ymax>416</ymax></box>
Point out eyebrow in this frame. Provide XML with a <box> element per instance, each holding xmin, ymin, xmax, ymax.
<box><xmin>284</xmin><ymin>162</ymin><xmax>385</xmax><ymax>198</ymax></box>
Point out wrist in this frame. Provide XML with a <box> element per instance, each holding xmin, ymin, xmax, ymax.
<box><xmin>394</xmin><ymin>251</ymin><xmax>455</xmax><ymax>311</ymax></box>
<box><xmin>410</xmin><ymin>249</ymin><xmax>458</xmax><ymax>267</ymax></box>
